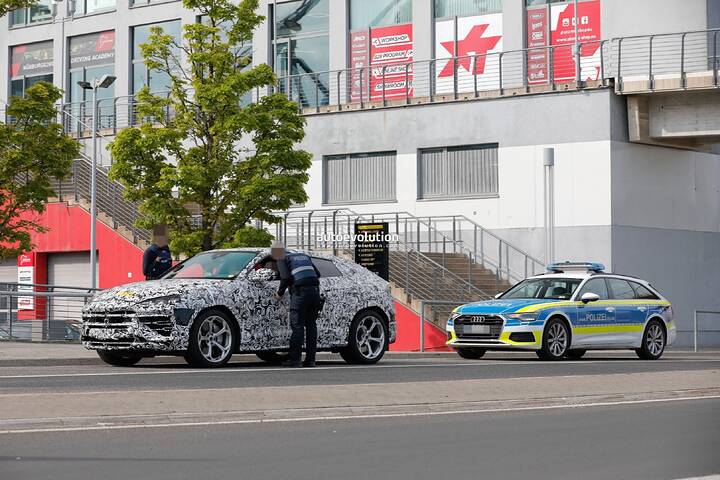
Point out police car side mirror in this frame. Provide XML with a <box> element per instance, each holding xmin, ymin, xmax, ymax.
<box><xmin>248</xmin><ymin>268</ymin><xmax>275</xmax><ymax>283</ymax></box>
<box><xmin>581</xmin><ymin>292</ymin><xmax>600</xmax><ymax>303</ymax></box>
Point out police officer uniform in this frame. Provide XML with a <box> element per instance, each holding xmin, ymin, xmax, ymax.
<box><xmin>277</xmin><ymin>251</ymin><xmax>322</xmax><ymax>367</ymax></box>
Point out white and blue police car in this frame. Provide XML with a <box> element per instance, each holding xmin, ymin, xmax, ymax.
<box><xmin>447</xmin><ymin>262</ymin><xmax>676</xmax><ymax>361</ymax></box>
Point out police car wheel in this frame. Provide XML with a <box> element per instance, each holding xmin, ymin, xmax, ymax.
<box><xmin>340</xmin><ymin>310</ymin><xmax>388</xmax><ymax>365</ymax></box>
<box><xmin>456</xmin><ymin>348</ymin><xmax>486</xmax><ymax>359</ymax></box>
<box><xmin>256</xmin><ymin>351</ymin><xmax>288</xmax><ymax>364</ymax></box>
<box><xmin>636</xmin><ymin>319</ymin><xmax>666</xmax><ymax>360</ymax></box>
<box><xmin>537</xmin><ymin>318</ymin><xmax>570</xmax><ymax>361</ymax></box>
<box><xmin>97</xmin><ymin>350</ymin><xmax>143</xmax><ymax>367</ymax></box>
<box><xmin>185</xmin><ymin>309</ymin><xmax>237</xmax><ymax>368</ymax></box>
<box><xmin>565</xmin><ymin>349</ymin><xmax>587</xmax><ymax>360</ymax></box>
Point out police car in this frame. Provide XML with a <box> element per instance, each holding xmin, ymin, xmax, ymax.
<box><xmin>447</xmin><ymin>262</ymin><xmax>675</xmax><ymax>361</ymax></box>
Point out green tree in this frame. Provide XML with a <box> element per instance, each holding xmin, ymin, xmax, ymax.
<box><xmin>109</xmin><ymin>0</ymin><xmax>311</xmax><ymax>256</ymax></box>
<box><xmin>0</xmin><ymin>0</ymin><xmax>34</xmax><ymax>17</ymax></box>
<box><xmin>0</xmin><ymin>82</ymin><xmax>80</xmax><ymax>259</ymax></box>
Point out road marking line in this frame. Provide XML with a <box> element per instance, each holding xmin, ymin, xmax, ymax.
<box><xmin>1</xmin><ymin>394</ymin><xmax>718</xmax><ymax>435</ymax></box>
<box><xmin>2</xmin><ymin>358</ymin><xmax>719</xmax><ymax>380</ymax></box>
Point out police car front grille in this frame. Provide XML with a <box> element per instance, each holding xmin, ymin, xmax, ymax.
<box><xmin>454</xmin><ymin>315</ymin><xmax>503</xmax><ymax>340</ymax></box>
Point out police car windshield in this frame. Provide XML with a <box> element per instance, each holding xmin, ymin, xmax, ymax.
<box><xmin>162</xmin><ymin>251</ymin><xmax>258</xmax><ymax>280</ymax></box>
<box><xmin>501</xmin><ymin>278</ymin><xmax>582</xmax><ymax>300</ymax></box>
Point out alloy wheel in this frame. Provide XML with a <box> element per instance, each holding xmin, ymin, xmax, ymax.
<box><xmin>356</xmin><ymin>315</ymin><xmax>386</xmax><ymax>360</ymax></box>
<box><xmin>646</xmin><ymin>323</ymin><xmax>665</xmax><ymax>357</ymax></box>
<box><xmin>197</xmin><ymin>315</ymin><xmax>233</xmax><ymax>363</ymax></box>
<box><xmin>547</xmin><ymin>322</ymin><xmax>568</xmax><ymax>357</ymax></box>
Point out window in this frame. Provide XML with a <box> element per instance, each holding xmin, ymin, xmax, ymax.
<box><xmin>9</xmin><ymin>41</ymin><xmax>54</xmax><ymax>98</ymax></box>
<box><xmin>311</xmin><ymin>258</ymin><xmax>342</xmax><ymax>277</ymax></box>
<box><xmin>132</xmin><ymin>20</ymin><xmax>182</xmax><ymax>94</ymax></box>
<box><xmin>435</xmin><ymin>0</ymin><xmax>502</xmax><ymax>18</ymax></box>
<box><xmin>351</xmin><ymin>0</ymin><xmax>412</xmax><ymax>29</ymax></box>
<box><xmin>323</xmin><ymin>152</ymin><xmax>396</xmax><ymax>204</ymax></box>
<box><xmin>10</xmin><ymin>0</ymin><xmax>51</xmax><ymax>27</ymax></box>
<box><xmin>273</xmin><ymin>0</ymin><xmax>329</xmax><ymax>107</ymax></box>
<box><xmin>502</xmin><ymin>278</ymin><xmax>581</xmax><ymax>300</ymax></box>
<box><xmin>630</xmin><ymin>282</ymin><xmax>659</xmax><ymax>300</ymax></box>
<box><xmin>526</xmin><ymin>0</ymin><xmax>594</xmax><ymax>6</ymax></box>
<box><xmin>67</xmin><ymin>31</ymin><xmax>116</xmax><ymax>126</ymax></box>
<box><xmin>163</xmin><ymin>251</ymin><xmax>257</xmax><ymax>280</ymax></box>
<box><xmin>418</xmin><ymin>144</ymin><xmax>498</xmax><ymax>199</ymax></box>
<box><xmin>132</xmin><ymin>0</ymin><xmax>177</xmax><ymax>6</ymax></box>
<box><xmin>75</xmin><ymin>0</ymin><xmax>115</xmax><ymax>15</ymax></box>
<box><xmin>578</xmin><ymin>278</ymin><xmax>609</xmax><ymax>300</ymax></box>
<box><xmin>607</xmin><ymin>279</ymin><xmax>636</xmax><ymax>300</ymax></box>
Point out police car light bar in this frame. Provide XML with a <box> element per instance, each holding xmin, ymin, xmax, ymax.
<box><xmin>547</xmin><ymin>262</ymin><xmax>605</xmax><ymax>273</ymax></box>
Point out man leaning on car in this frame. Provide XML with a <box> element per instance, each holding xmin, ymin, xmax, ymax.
<box><xmin>272</xmin><ymin>242</ymin><xmax>322</xmax><ymax>368</ymax></box>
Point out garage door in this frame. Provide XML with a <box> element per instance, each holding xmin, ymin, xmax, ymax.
<box><xmin>0</xmin><ymin>258</ymin><xmax>17</xmax><ymax>286</ymax></box>
<box><xmin>47</xmin><ymin>252</ymin><xmax>92</xmax><ymax>340</ymax></box>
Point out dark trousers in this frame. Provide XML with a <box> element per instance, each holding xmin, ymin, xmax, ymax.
<box><xmin>288</xmin><ymin>285</ymin><xmax>321</xmax><ymax>363</ymax></box>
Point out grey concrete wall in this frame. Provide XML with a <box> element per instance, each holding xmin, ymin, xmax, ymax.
<box><xmin>602</xmin><ymin>0</ymin><xmax>708</xmax><ymax>39</ymax></box>
<box><xmin>611</xmin><ymin>225</ymin><xmax>720</xmax><ymax>347</ymax></box>
<box><xmin>301</xmin><ymin>88</ymin><xmax>616</xmax><ymax>156</ymax></box>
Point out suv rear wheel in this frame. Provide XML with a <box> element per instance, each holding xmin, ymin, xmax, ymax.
<box><xmin>340</xmin><ymin>310</ymin><xmax>388</xmax><ymax>365</ymax></box>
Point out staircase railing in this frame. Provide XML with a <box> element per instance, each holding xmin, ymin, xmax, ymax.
<box><xmin>275</xmin><ymin>208</ymin><xmax>543</xmax><ymax>288</ymax></box>
<box><xmin>32</xmin><ymin>105</ymin><xmax>151</xmax><ymax>246</ymax></box>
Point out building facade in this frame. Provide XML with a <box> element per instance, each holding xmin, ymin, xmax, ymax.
<box><xmin>1</xmin><ymin>0</ymin><xmax>720</xmax><ymax>345</ymax></box>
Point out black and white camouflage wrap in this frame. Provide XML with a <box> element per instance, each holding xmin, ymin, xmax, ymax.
<box><xmin>81</xmin><ymin>249</ymin><xmax>396</xmax><ymax>354</ymax></box>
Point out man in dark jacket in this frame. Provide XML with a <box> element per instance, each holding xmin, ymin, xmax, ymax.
<box><xmin>272</xmin><ymin>242</ymin><xmax>322</xmax><ymax>368</ymax></box>
<box><xmin>142</xmin><ymin>226</ymin><xmax>172</xmax><ymax>280</ymax></box>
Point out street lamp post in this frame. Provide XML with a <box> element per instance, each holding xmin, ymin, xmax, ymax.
<box><xmin>77</xmin><ymin>74</ymin><xmax>116</xmax><ymax>289</ymax></box>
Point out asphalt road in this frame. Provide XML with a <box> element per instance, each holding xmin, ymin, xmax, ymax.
<box><xmin>1</xmin><ymin>398</ymin><xmax>718</xmax><ymax>480</ymax></box>
<box><xmin>2</xmin><ymin>352</ymin><xmax>720</xmax><ymax>394</ymax></box>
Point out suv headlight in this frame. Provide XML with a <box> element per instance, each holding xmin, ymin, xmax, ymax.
<box><xmin>505</xmin><ymin>313</ymin><xmax>538</xmax><ymax>322</ymax></box>
<box><xmin>137</xmin><ymin>294</ymin><xmax>182</xmax><ymax>305</ymax></box>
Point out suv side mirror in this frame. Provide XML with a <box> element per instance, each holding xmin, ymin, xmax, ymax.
<box><xmin>248</xmin><ymin>268</ymin><xmax>275</xmax><ymax>283</ymax></box>
<box><xmin>581</xmin><ymin>292</ymin><xmax>600</xmax><ymax>303</ymax></box>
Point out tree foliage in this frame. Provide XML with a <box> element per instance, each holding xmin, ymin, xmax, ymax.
<box><xmin>0</xmin><ymin>0</ymin><xmax>35</xmax><ymax>17</ymax></box>
<box><xmin>109</xmin><ymin>0</ymin><xmax>311</xmax><ymax>256</ymax></box>
<box><xmin>0</xmin><ymin>82</ymin><xmax>80</xmax><ymax>259</ymax></box>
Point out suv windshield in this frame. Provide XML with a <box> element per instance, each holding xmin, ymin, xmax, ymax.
<box><xmin>501</xmin><ymin>277</ymin><xmax>582</xmax><ymax>300</ymax></box>
<box><xmin>162</xmin><ymin>251</ymin><xmax>258</xmax><ymax>280</ymax></box>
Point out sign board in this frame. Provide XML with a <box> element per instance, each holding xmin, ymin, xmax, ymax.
<box><xmin>10</xmin><ymin>41</ymin><xmax>53</xmax><ymax>78</ymax></box>
<box><xmin>69</xmin><ymin>30</ymin><xmax>115</xmax><ymax>69</ymax></box>
<box><xmin>550</xmin><ymin>0</ymin><xmax>602</xmax><ymax>82</ymax></box>
<box><xmin>526</xmin><ymin>6</ymin><xmax>549</xmax><ymax>85</ymax></box>
<box><xmin>354</xmin><ymin>222</ymin><xmax>389</xmax><ymax>281</ymax></box>
<box><xmin>435</xmin><ymin>13</ymin><xmax>503</xmax><ymax>94</ymax></box>
<box><xmin>17</xmin><ymin>254</ymin><xmax>34</xmax><ymax>310</ymax></box>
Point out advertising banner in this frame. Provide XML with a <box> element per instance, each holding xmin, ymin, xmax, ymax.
<box><xmin>349</xmin><ymin>24</ymin><xmax>413</xmax><ymax>102</ymax></box>
<box><xmin>10</xmin><ymin>41</ymin><xmax>53</xmax><ymax>78</ymax></box>
<box><xmin>354</xmin><ymin>223</ymin><xmax>389</xmax><ymax>281</ymax></box>
<box><xmin>69</xmin><ymin>31</ymin><xmax>115</xmax><ymax>69</ymax></box>
<box><xmin>17</xmin><ymin>254</ymin><xmax>34</xmax><ymax>311</ymax></box>
<box><xmin>369</xmin><ymin>23</ymin><xmax>413</xmax><ymax>101</ymax></box>
<box><xmin>526</xmin><ymin>6</ymin><xmax>549</xmax><ymax>85</ymax></box>
<box><xmin>435</xmin><ymin>13</ymin><xmax>503</xmax><ymax>95</ymax></box>
<box><xmin>550</xmin><ymin>0</ymin><xmax>602</xmax><ymax>82</ymax></box>
<box><xmin>349</xmin><ymin>30</ymin><xmax>370</xmax><ymax>102</ymax></box>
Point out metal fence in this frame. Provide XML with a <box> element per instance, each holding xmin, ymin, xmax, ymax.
<box><xmin>0</xmin><ymin>283</ymin><xmax>97</xmax><ymax>342</ymax></box>
<box><xmin>686</xmin><ymin>310</ymin><xmax>720</xmax><ymax>352</ymax></box>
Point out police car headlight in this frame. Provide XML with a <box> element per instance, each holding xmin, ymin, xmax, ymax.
<box><xmin>506</xmin><ymin>313</ymin><xmax>538</xmax><ymax>322</ymax></box>
<box><xmin>447</xmin><ymin>312</ymin><xmax>461</xmax><ymax>328</ymax></box>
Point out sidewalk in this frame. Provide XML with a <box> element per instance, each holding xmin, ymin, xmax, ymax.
<box><xmin>1</xmin><ymin>341</ymin><xmax>717</xmax><ymax>367</ymax></box>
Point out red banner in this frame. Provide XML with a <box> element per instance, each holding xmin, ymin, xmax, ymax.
<box><xmin>526</xmin><ymin>6</ymin><xmax>549</xmax><ymax>85</ymax></box>
<box><xmin>369</xmin><ymin>23</ymin><xmax>413</xmax><ymax>101</ymax></box>
<box><xmin>550</xmin><ymin>0</ymin><xmax>602</xmax><ymax>82</ymax></box>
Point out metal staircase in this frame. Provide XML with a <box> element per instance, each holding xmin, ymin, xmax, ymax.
<box><xmin>274</xmin><ymin>209</ymin><xmax>544</xmax><ymax>326</ymax></box>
